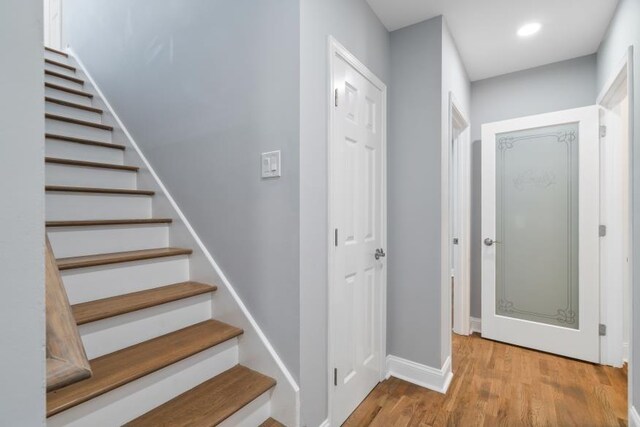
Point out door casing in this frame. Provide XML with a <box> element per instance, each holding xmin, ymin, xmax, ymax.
<box><xmin>449</xmin><ymin>93</ymin><xmax>471</xmax><ymax>337</ymax></box>
<box><xmin>327</xmin><ymin>35</ymin><xmax>387</xmax><ymax>426</ymax></box>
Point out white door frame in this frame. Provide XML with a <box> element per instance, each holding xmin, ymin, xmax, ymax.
<box><xmin>449</xmin><ymin>93</ymin><xmax>471</xmax><ymax>336</ymax></box>
<box><xmin>326</xmin><ymin>36</ymin><xmax>387</xmax><ymax>424</ymax></box>
<box><xmin>596</xmin><ymin>46</ymin><xmax>634</xmax><ymax>409</ymax></box>
<box><xmin>597</xmin><ymin>46</ymin><xmax>634</xmax><ymax>368</ymax></box>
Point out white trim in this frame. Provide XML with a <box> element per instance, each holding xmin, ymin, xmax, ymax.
<box><xmin>597</xmin><ymin>47</ymin><xmax>633</xmax><ymax>369</ymax></box>
<box><xmin>327</xmin><ymin>35</ymin><xmax>387</xmax><ymax>427</ymax></box>
<box><xmin>470</xmin><ymin>316</ymin><xmax>482</xmax><ymax>334</ymax></box>
<box><xmin>624</xmin><ymin>342</ymin><xmax>630</xmax><ymax>363</ymax></box>
<box><xmin>386</xmin><ymin>355</ymin><xmax>453</xmax><ymax>394</ymax></box>
<box><xmin>318</xmin><ymin>420</ymin><xmax>331</xmax><ymax>427</ymax></box>
<box><xmin>449</xmin><ymin>92</ymin><xmax>471</xmax><ymax>337</ymax></box>
<box><xmin>66</xmin><ymin>47</ymin><xmax>301</xmax><ymax>426</ymax></box>
<box><xmin>630</xmin><ymin>406</ymin><xmax>640</xmax><ymax>427</ymax></box>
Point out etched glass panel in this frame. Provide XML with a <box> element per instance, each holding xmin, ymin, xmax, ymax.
<box><xmin>496</xmin><ymin>123</ymin><xmax>579</xmax><ymax>329</ymax></box>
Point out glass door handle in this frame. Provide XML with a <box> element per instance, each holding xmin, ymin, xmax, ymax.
<box><xmin>484</xmin><ymin>238</ymin><xmax>501</xmax><ymax>246</ymax></box>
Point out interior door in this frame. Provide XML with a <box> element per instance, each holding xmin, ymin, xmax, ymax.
<box><xmin>330</xmin><ymin>48</ymin><xmax>385</xmax><ymax>426</ymax></box>
<box><xmin>481</xmin><ymin>106</ymin><xmax>600</xmax><ymax>363</ymax></box>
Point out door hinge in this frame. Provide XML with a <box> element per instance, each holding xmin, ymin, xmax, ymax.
<box><xmin>599</xmin><ymin>225</ymin><xmax>607</xmax><ymax>237</ymax></box>
<box><xmin>600</xmin><ymin>125</ymin><xmax>607</xmax><ymax>138</ymax></box>
<box><xmin>334</xmin><ymin>89</ymin><xmax>339</xmax><ymax>107</ymax></box>
<box><xmin>335</xmin><ymin>229</ymin><xmax>338</xmax><ymax>247</ymax></box>
<box><xmin>334</xmin><ymin>368</ymin><xmax>338</xmax><ymax>386</ymax></box>
<box><xmin>599</xmin><ymin>324</ymin><xmax>607</xmax><ymax>336</ymax></box>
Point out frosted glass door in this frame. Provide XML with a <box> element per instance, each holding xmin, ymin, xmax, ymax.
<box><xmin>481</xmin><ymin>106</ymin><xmax>600</xmax><ymax>363</ymax></box>
<box><xmin>496</xmin><ymin>123</ymin><xmax>579</xmax><ymax>329</ymax></box>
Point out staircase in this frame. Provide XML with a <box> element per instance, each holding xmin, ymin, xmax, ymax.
<box><xmin>43</xmin><ymin>46</ymin><xmax>294</xmax><ymax>426</ymax></box>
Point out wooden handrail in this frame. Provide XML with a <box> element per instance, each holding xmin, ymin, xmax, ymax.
<box><xmin>46</xmin><ymin>237</ymin><xmax>92</xmax><ymax>392</ymax></box>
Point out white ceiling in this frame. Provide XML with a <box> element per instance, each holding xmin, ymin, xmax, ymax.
<box><xmin>366</xmin><ymin>0</ymin><xmax>619</xmax><ymax>81</ymax></box>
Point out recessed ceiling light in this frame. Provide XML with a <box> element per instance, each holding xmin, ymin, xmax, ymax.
<box><xmin>517</xmin><ymin>22</ymin><xmax>542</xmax><ymax>37</ymax></box>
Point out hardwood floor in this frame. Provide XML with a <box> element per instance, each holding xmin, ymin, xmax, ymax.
<box><xmin>345</xmin><ymin>333</ymin><xmax>628</xmax><ymax>427</ymax></box>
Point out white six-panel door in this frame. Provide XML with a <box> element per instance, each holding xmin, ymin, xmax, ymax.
<box><xmin>481</xmin><ymin>106</ymin><xmax>601</xmax><ymax>363</ymax></box>
<box><xmin>329</xmin><ymin>39</ymin><xmax>386</xmax><ymax>426</ymax></box>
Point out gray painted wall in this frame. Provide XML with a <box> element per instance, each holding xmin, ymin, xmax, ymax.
<box><xmin>388</xmin><ymin>16</ymin><xmax>443</xmax><ymax>367</ymax></box>
<box><xmin>299</xmin><ymin>0</ymin><xmax>389</xmax><ymax>424</ymax></box>
<box><xmin>469</xmin><ymin>55</ymin><xmax>598</xmax><ymax>317</ymax></box>
<box><xmin>596</xmin><ymin>0</ymin><xmax>640</xmax><ymax>411</ymax></box>
<box><xmin>441</xmin><ymin>18</ymin><xmax>471</xmax><ymax>363</ymax></box>
<box><xmin>0</xmin><ymin>0</ymin><xmax>45</xmax><ymax>424</ymax></box>
<box><xmin>62</xmin><ymin>0</ymin><xmax>301</xmax><ymax>378</ymax></box>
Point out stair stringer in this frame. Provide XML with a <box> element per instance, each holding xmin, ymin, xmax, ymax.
<box><xmin>67</xmin><ymin>47</ymin><xmax>300</xmax><ymax>427</ymax></box>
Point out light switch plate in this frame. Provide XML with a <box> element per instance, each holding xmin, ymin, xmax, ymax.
<box><xmin>261</xmin><ymin>150</ymin><xmax>281</xmax><ymax>178</ymax></box>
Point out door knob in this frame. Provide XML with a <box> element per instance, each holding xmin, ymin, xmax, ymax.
<box><xmin>375</xmin><ymin>248</ymin><xmax>386</xmax><ymax>260</ymax></box>
<box><xmin>484</xmin><ymin>238</ymin><xmax>501</xmax><ymax>246</ymax></box>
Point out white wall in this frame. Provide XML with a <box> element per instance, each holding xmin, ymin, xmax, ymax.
<box><xmin>469</xmin><ymin>54</ymin><xmax>598</xmax><ymax>318</ymax></box>
<box><xmin>0</xmin><ymin>0</ymin><xmax>46</xmax><ymax>424</ymax></box>
<box><xmin>299</xmin><ymin>0</ymin><xmax>389</xmax><ymax>425</ymax></box>
<box><xmin>596</xmin><ymin>0</ymin><xmax>640</xmax><ymax>412</ymax></box>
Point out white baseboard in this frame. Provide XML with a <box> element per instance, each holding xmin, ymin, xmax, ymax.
<box><xmin>386</xmin><ymin>355</ymin><xmax>453</xmax><ymax>394</ymax></box>
<box><xmin>318</xmin><ymin>419</ymin><xmax>330</xmax><ymax>427</ymax></box>
<box><xmin>630</xmin><ymin>406</ymin><xmax>640</xmax><ymax>427</ymax></box>
<box><xmin>470</xmin><ymin>316</ymin><xmax>482</xmax><ymax>334</ymax></box>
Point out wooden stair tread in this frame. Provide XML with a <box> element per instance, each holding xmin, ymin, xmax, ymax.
<box><xmin>46</xmin><ymin>133</ymin><xmax>125</xmax><ymax>150</ymax></box>
<box><xmin>125</xmin><ymin>365</ymin><xmax>276</xmax><ymax>427</ymax></box>
<box><xmin>45</xmin><ymin>157</ymin><xmax>139</xmax><ymax>171</ymax></box>
<box><xmin>45</xmin><ymin>46</ymin><xmax>69</xmax><ymax>57</ymax></box>
<box><xmin>45</xmin><ymin>69</ymin><xmax>84</xmax><ymax>85</ymax></box>
<box><xmin>45</xmin><ymin>82</ymin><xmax>93</xmax><ymax>98</ymax></box>
<box><xmin>45</xmin><ymin>58</ymin><xmax>76</xmax><ymax>72</ymax></box>
<box><xmin>45</xmin><ymin>97</ymin><xmax>103</xmax><ymax>114</ymax></box>
<box><xmin>46</xmin><ymin>185</ymin><xmax>154</xmax><ymax>196</ymax></box>
<box><xmin>260</xmin><ymin>418</ymin><xmax>286</xmax><ymax>427</ymax></box>
<box><xmin>46</xmin><ymin>320</ymin><xmax>244</xmax><ymax>417</ymax></box>
<box><xmin>56</xmin><ymin>247</ymin><xmax>192</xmax><ymax>271</ymax></box>
<box><xmin>73</xmin><ymin>282</ymin><xmax>217</xmax><ymax>325</ymax></box>
<box><xmin>46</xmin><ymin>113</ymin><xmax>113</xmax><ymax>131</ymax></box>
<box><xmin>47</xmin><ymin>218</ymin><xmax>172</xmax><ymax>227</ymax></box>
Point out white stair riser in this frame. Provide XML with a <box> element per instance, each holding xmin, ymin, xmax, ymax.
<box><xmin>47</xmin><ymin>340</ymin><xmax>239</xmax><ymax>427</ymax></box>
<box><xmin>45</xmin><ymin>74</ymin><xmax>84</xmax><ymax>91</ymax></box>
<box><xmin>62</xmin><ymin>256</ymin><xmax>190</xmax><ymax>304</ymax></box>
<box><xmin>45</xmin><ymin>163</ymin><xmax>137</xmax><ymax>190</ymax></box>
<box><xmin>46</xmin><ymin>100</ymin><xmax>102</xmax><ymax>122</ymax></box>
<box><xmin>48</xmin><ymin>224</ymin><xmax>169</xmax><ymax>258</ymax></box>
<box><xmin>45</xmin><ymin>62</ymin><xmax>77</xmax><ymax>78</ymax></box>
<box><xmin>46</xmin><ymin>118</ymin><xmax>112</xmax><ymax>142</ymax></box>
<box><xmin>46</xmin><ymin>192</ymin><xmax>152</xmax><ymax>221</ymax></box>
<box><xmin>219</xmin><ymin>392</ymin><xmax>272</xmax><ymax>427</ymax></box>
<box><xmin>45</xmin><ymin>86</ymin><xmax>93</xmax><ymax>107</ymax></box>
<box><xmin>45</xmin><ymin>50</ymin><xmax>71</xmax><ymax>63</ymax></box>
<box><xmin>46</xmin><ymin>138</ymin><xmax>124</xmax><ymax>165</ymax></box>
<box><xmin>81</xmin><ymin>294</ymin><xmax>213</xmax><ymax>359</ymax></box>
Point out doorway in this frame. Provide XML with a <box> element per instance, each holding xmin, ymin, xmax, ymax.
<box><xmin>449</xmin><ymin>94</ymin><xmax>471</xmax><ymax>337</ymax></box>
<box><xmin>327</xmin><ymin>37</ymin><xmax>387</xmax><ymax>427</ymax></box>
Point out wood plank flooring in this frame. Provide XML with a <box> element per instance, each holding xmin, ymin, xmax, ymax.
<box><xmin>345</xmin><ymin>333</ymin><xmax>628</xmax><ymax>427</ymax></box>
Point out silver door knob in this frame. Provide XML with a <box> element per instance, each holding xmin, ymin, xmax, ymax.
<box><xmin>375</xmin><ymin>248</ymin><xmax>386</xmax><ymax>260</ymax></box>
<box><xmin>484</xmin><ymin>238</ymin><xmax>501</xmax><ymax>246</ymax></box>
